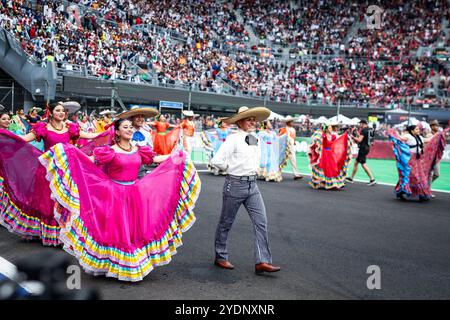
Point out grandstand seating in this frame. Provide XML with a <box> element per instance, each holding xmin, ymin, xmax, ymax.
<box><xmin>0</xmin><ymin>0</ymin><xmax>448</xmax><ymax>108</ymax></box>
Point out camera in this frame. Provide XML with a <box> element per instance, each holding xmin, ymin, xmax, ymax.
<box><xmin>0</xmin><ymin>251</ymin><xmax>99</xmax><ymax>300</ymax></box>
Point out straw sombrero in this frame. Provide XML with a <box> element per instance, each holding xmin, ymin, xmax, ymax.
<box><xmin>116</xmin><ymin>106</ymin><xmax>158</xmax><ymax>119</ymax></box>
<box><xmin>222</xmin><ymin>106</ymin><xmax>271</xmax><ymax>124</ymax></box>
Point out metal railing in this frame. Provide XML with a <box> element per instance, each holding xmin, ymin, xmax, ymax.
<box><xmin>5</xmin><ymin>1</ymin><xmax>449</xmax><ymax>110</ymax></box>
<box><xmin>56</xmin><ymin>59</ymin><xmax>450</xmax><ymax>109</ymax></box>
<box><xmin>132</xmin><ymin>23</ymin><xmax>187</xmax><ymax>44</ymax></box>
<box><xmin>0</xmin><ymin>27</ymin><xmax>42</xmax><ymax>66</ymax></box>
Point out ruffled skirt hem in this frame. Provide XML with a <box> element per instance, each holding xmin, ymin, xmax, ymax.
<box><xmin>39</xmin><ymin>144</ymin><xmax>200</xmax><ymax>281</ymax></box>
<box><xmin>0</xmin><ymin>176</ymin><xmax>60</xmax><ymax>246</ymax></box>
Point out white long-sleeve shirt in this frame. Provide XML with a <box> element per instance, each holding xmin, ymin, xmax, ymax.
<box><xmin>211</xmin><ymin>129</ymin><xmax>261</xmax><ymax>176</ymax></box>
<box><xmin>131</xmin><ymin>126</ymin><xmax>153</xmax><ymax>148</ymax></box>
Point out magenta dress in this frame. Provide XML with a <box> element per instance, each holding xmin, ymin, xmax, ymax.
<box><xmin>39</xmin><ymin>144</ymin><xmax>200</xmax><ymax>281</ymax></box>
<box><xmin>0</xmin><ymin>123</ymin><xmax>80</xmax><ymax>246</ymax></box>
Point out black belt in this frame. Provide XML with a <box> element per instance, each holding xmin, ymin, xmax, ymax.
<box><xmin>227</xmin><ymin>174</ymin><xmax>257</xmax><ymax>181</ymax></box>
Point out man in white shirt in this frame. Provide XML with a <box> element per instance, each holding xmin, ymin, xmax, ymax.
<box><xmin>211</xmin><ymin>106</ymin><xmax>281</xmax><ymax>274</ymax></box>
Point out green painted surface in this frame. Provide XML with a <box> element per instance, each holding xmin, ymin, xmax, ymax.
<box><xmin>191</xmin><ymin>150</ymin><xmax>450</xmax><ymax>191</ymax></box>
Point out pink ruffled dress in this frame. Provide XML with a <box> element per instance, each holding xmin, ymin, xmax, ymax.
<box><xmin>39</xmin><ymin>144</ymin><xmax>201</xmax><ymax>281</ymax></box>
<box><xmin>32</xmin><ymin>122</ymin><xmax>80</xmax><ymax>151</ymax></box>
<box><xmin>0</xmin><ymin>123</ymin><xmax>80</xmax><ymax>246</ymax></box>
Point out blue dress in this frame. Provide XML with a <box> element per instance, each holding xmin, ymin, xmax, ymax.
<box><xmin>203</xmin><ymin>128</ymin><xmax>232</xmax><ymax>175</ymax></box>
<box><xmin>213</xmin><ymin>128</ymin><xmax>232</xmax><ymax>155</ymax></box>
<box><xmin>257</xmin><ymin>129</ymin><xmax>288</xmax><ymax>182</ymax></box>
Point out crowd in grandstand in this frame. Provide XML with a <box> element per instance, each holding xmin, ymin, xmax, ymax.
<box><xmin>238</xmin><ymin>0</ymin><xmax>359</xmax><ymax>53</ymax></box>
<box><xmin>347</xmin><ymin>0</ymin><xmax>449</xmax><ymax>61</ymax></box>
<box><xmin>0</xmin><ymin>0</ymin><xmax>449</xmax><ymax>107</ymax></box>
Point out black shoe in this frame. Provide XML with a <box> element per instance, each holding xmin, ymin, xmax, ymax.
<box><xmin>419</xmin><ymin>196</ymin><xmax>430</xmax><ymax>202</ymax></box>
<box><xmin>346</xmin><ymin>177</ymin><xmax>354</xmax><ymax>183</ymax></box>
<box><xmin>367</xmin><ymin>179</ymin><xmax>377</xmax><ymax>186</ymax></box>
<box><xmin>396</xmin><ymin>193</ymin><xmax>406</xmax><ymax>201</ymax></box>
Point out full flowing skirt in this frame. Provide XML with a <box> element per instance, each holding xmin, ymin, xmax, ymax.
<box><xmin>257</xmin><ymin>134</ymin><xmax>291</xmax><ymax>182</ymax></box>
<box><xmin>0</xmin><ymin>129</ymin><xmax>59</xmax><ymax>245</ymax></box>
<box><xmin>152</xmin><ymin>128</ymin><xmax>181</xmax><ymax>155</ymax></box>
<box><xmin>39</xmin><ymin>144</ymin><xmax>201</xmax><ymax>281</ymax></box>
<box><xmin>309</xmin><ymin>132</ymin><xmax>352</xmax><ymax>189</ymax></box>
<box><xmin>390</xmin><ymin>131</ymin><xmax>447</xmax><ymax>199</ymax></box>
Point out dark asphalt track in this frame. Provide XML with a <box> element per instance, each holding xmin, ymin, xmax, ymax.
<box><xmin>1</xmin><ymin>165</ymin><xmax>449</xmax><ymax>299</ymax></box>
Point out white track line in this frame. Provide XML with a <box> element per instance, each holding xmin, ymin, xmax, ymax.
<box><xmin>193</xmin><ymin>161</ymin><xmax>450</xmax><ymax>194</ymax></box>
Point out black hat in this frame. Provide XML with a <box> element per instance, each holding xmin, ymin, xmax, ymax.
<box><xmin>359</xmin><ymin>119</ymin><xmax>368</xmax><ymax>124</ymax></box>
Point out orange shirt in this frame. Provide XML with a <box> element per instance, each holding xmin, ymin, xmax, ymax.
<box><xmin>181</xmin><ymin>120</ymin><xmax>195</xmax><ymax>137</ymax></box>
<box><xmin>279</xmin><ymin>126</ymin><xmax>296</xmax><ymax>140</ymax></box>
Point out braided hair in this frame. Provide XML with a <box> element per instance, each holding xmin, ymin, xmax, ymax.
<box><xmin>406</xmin><ymin>125</ymin><xmax>423</xmax><ymax>159</ymax></box>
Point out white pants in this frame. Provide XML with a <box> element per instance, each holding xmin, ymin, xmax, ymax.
<box><xmin>183</xmin><ymin>136</ymin><xmax>195</xmax><ymax>160</ymax></box>
<box><xmin>288</xmin><ymin>147</ymin><xmax>300</xmax><ymax>176</ymax></box>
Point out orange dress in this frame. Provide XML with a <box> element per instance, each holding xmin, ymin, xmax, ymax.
<box><xmin>152</xmin><ymin>121</ymin><xmax>181</xmax><ymax>155</ymax></box>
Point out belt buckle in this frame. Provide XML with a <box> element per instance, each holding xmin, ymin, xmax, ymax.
<box><xmin>246</xmin><ymin>175</ymin><xmax>255</xmax><ymax>182</ymax></box>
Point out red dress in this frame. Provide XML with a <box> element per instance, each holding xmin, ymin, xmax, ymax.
<box><xmin>309</xmin><ymin>130</ymin><xmax>352</xmax><ymax>189</ymax></box>
<box><xmin>318</xmin><ymin>134</ymin><xmax>339</xmax><ymax>178</ymax></box>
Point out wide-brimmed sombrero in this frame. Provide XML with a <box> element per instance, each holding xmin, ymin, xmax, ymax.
<box><xmin>60</xmin><ymin>101</ymin><xmax>81</xmax><ymax>114</ymax></box>
<box><xmin>182</xmin><ymin>110</ymin><xmax>195</xmax><ymax>117</ymax></box>
<box><xmin>283</xmin><ymin>115</ymin><xmax>295</xmax><ymax>122</ymax></box>
<box><xmin>116</xmin><ymin>106</ymin><xmax>158</xmax><ymax>119</ymax></box>
<box><xmin>222</xmin><ymin>106</ymin><xmax>271</xmax><ymax>124</ymax></box>
<box><xmin>99</xmin><ymin>109</ymin><xmax>117</xmax><ymax>116</ymax></box>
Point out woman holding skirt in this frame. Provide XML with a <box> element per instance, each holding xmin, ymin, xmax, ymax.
<box><xmin>389</xmin><ymin>125</ymin><xmax>447</xmax><ymax>201</ymax></box>
<box><xmin>150</xmin><ymin>115</ymin><xmax>181</xmax><ymax>155</ymax></box>
<box><xmin>0</xmin><ymin>102</ymin><xmax>101</xmax><ymax>246</ymax></box>
<box><xmin>308</xmin><ymin>121</ymin><xmax>352</xmax><ymax>190</ymax></box>
<box><xmin>0</xmin><ymin>102</ymin><xmax>103</xmax><ymax>246</ymax></box>
<box><xmin>257</xmin><ymin>120</ymin><xmax>290</xmax><ymax>182</ymax></box>
<box><xmin>39</xmin><ymin>118</ymin><xmax>201</xmax><ymax>281</ymax></box>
